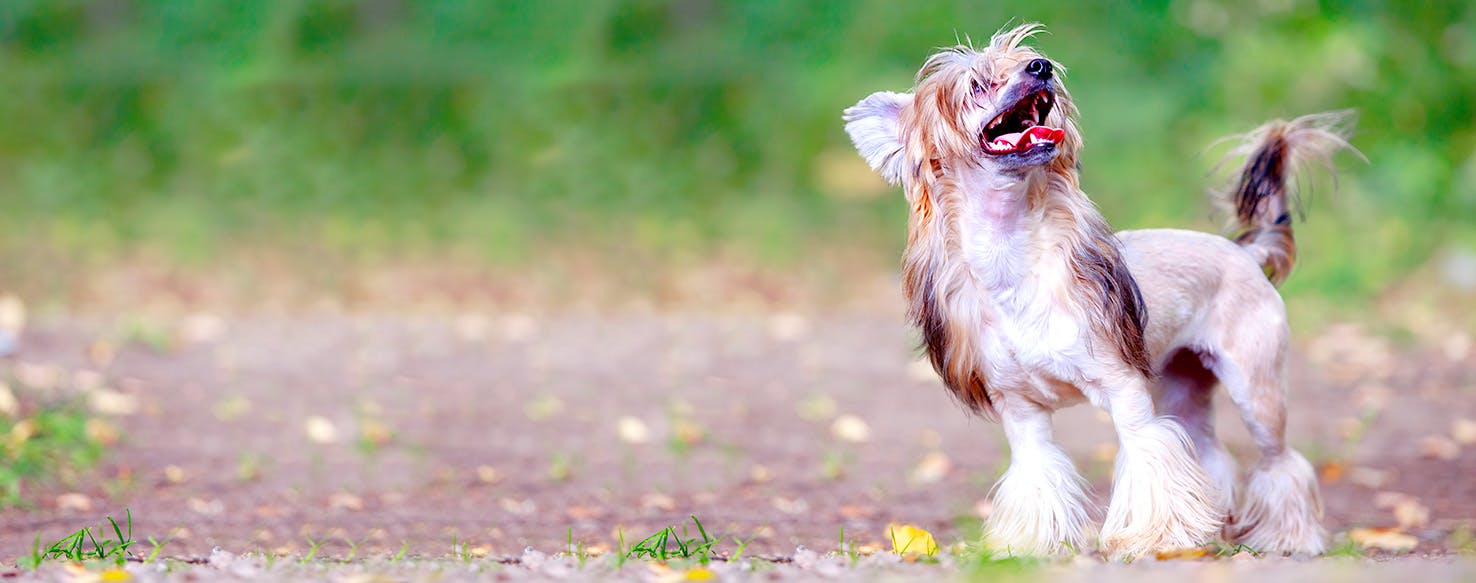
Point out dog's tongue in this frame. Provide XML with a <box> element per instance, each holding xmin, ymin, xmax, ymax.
<box><xmin>986</xmin><ymin>125</ymin><xmax>1066</xmax><ymax>154</ymax></box>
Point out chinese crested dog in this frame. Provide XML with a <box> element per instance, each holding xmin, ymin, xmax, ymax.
<box><xmin>843</xmin><ymin>24</ymin><xmax>1357</xmax><ymax>558</ymax></box>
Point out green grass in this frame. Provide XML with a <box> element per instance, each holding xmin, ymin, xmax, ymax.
<box><xmin>0</xmin><ymin>1</ymin><xmax>1470</xmax><ymax>313</ymax></box>
<box><xmin>18</xmin><ymin>509</ymin><xmax>134</xmax><ymax>569</ymax></box>
<box><xmin>625</xmin><ymin>515</ymin><xmax>720</xmax><ymax>564</ymax></box>
<box><xmin>0</xmin><ymin>401</ymin><xmax>111</xmax><ymax>507</ymax></box>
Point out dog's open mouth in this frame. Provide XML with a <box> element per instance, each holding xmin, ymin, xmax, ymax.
<box><xmin>982</xmin><ymin>90</ymin><xmax>1064</xmax><ymax>155</ymax></box>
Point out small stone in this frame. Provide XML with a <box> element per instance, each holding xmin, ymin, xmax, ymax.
<box><xmin>164</xmin><ymin>465</ymin><xmax>188</xmax><ymax>484</ymax></box>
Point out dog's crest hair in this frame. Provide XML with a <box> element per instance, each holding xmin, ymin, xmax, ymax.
<box><xmin>1215</xmin><ymin>111</ymin><xmax>1362</xmax><ymax>285</ymax></box>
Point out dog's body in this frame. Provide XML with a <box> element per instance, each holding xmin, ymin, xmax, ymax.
<box><xmin>844</xmin><ymin>25</ymin><xmax>1354</xmax><ymax>558</ymax></box>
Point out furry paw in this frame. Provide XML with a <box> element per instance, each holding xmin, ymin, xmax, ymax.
<box><xmin>1227</xmin><ymin>450</ymin><xmax>1326</xmax><ymax>555</ymax></box>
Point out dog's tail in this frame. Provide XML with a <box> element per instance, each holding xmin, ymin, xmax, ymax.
<box><xmin>1215</xmin><ymin>111</ymin><xmax>1361</xmax><ymax>286</ymax></box>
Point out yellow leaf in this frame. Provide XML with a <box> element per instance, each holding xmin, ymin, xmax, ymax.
<box><xmin>684</xmin><ymin>567</ymin><xmax>717</xmax><ymax>581</ymax></box>
<box><xmin>886</xmin><ymin>523</ymin><xmax>939</xmax><ymax>556</ymax></box>
<box><xmin>100</xmin><ymin>568</ymin><xmax>132</xmax><ymax>582</ymax></box>
<box><xmin>1154</xmin><ymin>546</ymin><xmax>1210</xmax><ymax>560</ymax></box>
<box><xmin>1349</xmin><ymin>527</ymin><xmax>1419</xmax><ymax>552</ymax></box>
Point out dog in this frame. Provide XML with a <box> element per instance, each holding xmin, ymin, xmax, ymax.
<box><xmin>843</xmin><ymin>24</ymin><xmax>1357</xmax><ymax>558</ymax></box>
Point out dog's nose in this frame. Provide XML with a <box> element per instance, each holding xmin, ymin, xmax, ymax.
<box><xmin>1026</xmin><ymin>58</ymin><xmax>1052</xmax><ymax>80</ymax></box>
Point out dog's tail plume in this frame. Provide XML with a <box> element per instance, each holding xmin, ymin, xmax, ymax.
<box><xmin>1215</xmin><ymin>111</ymin><xmax>1361</xmax><ymax>286</ymax></box>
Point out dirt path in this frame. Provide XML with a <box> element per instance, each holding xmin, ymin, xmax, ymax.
<box><xmin>1</xmin><ymin>312</ymin><xmax>1473</xmax><ymax>561</ymax></box>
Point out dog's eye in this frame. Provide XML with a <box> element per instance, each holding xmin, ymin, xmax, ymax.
<box><xmin>971</xmin><ymin>79</ymin><xmax>984</xmax><ymax>98</ymax></box>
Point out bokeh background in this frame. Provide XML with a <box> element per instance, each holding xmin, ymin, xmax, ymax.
<box><xmin>0</xmin><ymin>0</ymin><xmax>1473</xmax><ymax>320</ymax></box>
<box><xmin>0</xmin><ymin>0</ymin><xmax>1475</xmax><ymax>563</ymax></box>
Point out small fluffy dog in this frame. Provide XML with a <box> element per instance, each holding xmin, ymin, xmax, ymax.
<box><xmin>843</xmin><ymin>24</ymin><xmax>1356</xmax><ymax>558</ymax></box>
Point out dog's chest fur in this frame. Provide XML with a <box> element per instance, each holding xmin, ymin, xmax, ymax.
<box><xmin>952</xmin><ymin>180</ymin><xmax>1094</xmax><ymax>402</ymax></box>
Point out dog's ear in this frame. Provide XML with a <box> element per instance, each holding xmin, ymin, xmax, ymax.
<box><xmin>843</xmin><ymin>91</ymin><xmax>912</xmax><ymax>185</ymax></box>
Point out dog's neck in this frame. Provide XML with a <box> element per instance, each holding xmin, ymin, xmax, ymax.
<box><xmin>951</xmin><ymin>165</ymin><xmax>1047</xmax><ymax>291</ymax></box>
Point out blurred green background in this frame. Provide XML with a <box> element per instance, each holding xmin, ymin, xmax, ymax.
<box><xmin>1</xmin><ymin>0</ymin><xmax>1473</xmax><ymax>308</ymax></box>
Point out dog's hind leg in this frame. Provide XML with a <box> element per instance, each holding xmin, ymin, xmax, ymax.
<box><xmin>1153</xmin><ymin>349</ymin><xmax>1238</xmax><ymax>523</ymax></box>
<box><xmin>1208</xmin><ymin>306</ymin><xmax>1327</xmax><ymax>555</ymax></box>
<box><xmin>985</xmin><ymin>398</ymin><xmax>1094</xmax><ymax>557</ymax></box>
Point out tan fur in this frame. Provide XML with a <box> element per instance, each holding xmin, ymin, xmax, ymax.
<box><xmin>844</xmin><ymin>23</ymin><xmax>1357</xmax><ymax>558</ymax></box>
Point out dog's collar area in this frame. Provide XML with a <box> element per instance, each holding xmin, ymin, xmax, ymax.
<box><xmin>982</xmin><ymin>90</ymin><xmax>1062</xmax><ymax>155</ymax></box>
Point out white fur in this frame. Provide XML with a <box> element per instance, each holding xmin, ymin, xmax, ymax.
<box><xmin>1230</xmin><ymin>451</ymin><xmax>1327</xmax><ymax>555</ymax></box>
<box><xmin>842</xmin><ymin>91</ymin><xmax>912</xmax><ymax>185</ymax></box>
<box><xmin>1096</xmin><ymin>388</ymin><xmax>1222</xmax><ymax>559</ymax></box>
<box><xmin>988</xmin><ymin>404</ymin><xmax>1094</xmax><ymax>556</ymax></box>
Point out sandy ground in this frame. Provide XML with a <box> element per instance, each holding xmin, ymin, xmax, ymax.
<box><xmin>0</xmin><ymin>310</ymin><xmax>1473</xmax><ymax>572</ymax></box>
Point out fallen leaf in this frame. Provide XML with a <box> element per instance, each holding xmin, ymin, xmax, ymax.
<box><xmin>88</xmin><ymin>389</ymin><xmax>138</xmax><ymax>416</ymax></box>
<box><xmin>188</xmin><ymin>497</ymin><xmax>224</xmax><ymax>515</ymax></box>
<box><xmin>671</xmin><ymin>418</ymin><xmax>705</xmax><ymax>446</ymax></box>
<box><xmin>212</xmin><ymin>396</ymin><xmax>252</xmax><ymax>422</ymax></box>
<box><xmin>1349</xmin><ymin>466</ymin><xmax>1389</xmax><ymax>489</ymax></box>
<box><xmin>164</xmin><ymin>465</ymin><xmax>188</xmax><ymax>484</ymax></box>
<box><xmin>329</xmin><ymin>492</ymin><xmax>364</xmax><ymax>511</ymax></box>
<box><xmin>500</xmin><ymin>498</ymin><xmax>536</xmax><ymax>515</ymax></box>
<box><xmin>99</xmin><ymin>568</ymin><xmax>131</xmax><ymax>582</ymax></box>
<box><xmin>1349</xmin><ymin>527</ymin><xmax>1418</xmax><ymax>552</ymax></box>
<box><xmin>1393</xmin><ymin>498</ymin><xmax>1430</xmax><ymax>530</ymax></box>
<box><xmin>840</xmin><ymin>504</ymin><xmax>877</xmax><ymax>519</ymax></box>
<box><xmin>830</xmin><ymin>415</ymin><xmax>870</xmax><ymax>443</ymax></box>
<box><xmin>524</xmin><ymin>395</ymin><xmax>564</xmax><ymax>421</ymax></box>
<box><xmin>0</xmin><ymin>383</ymin><xmax>16</xmax><ymax>417</ymax></box>
<box><xmin>796</xmin><ymin>394</ymin><xmax>837</xmax><ymax>421</ymax></box>
<box><xmin>767</xmin><ymin>313</ymin><xmax>809</xmax><ymax>341</ymax></box>
<box><xmin>1154</xmin><ymin>546</ymin><xmax>1210</xmax><ymax>560</ymax></box>
<box><xmin>88</xmin><ymin>340</ymin><xmax>116</xmax><ymax>368</ymax></box>
<box><xmin>567</xmin><ymin>505</ymin><xmax>604</xmax><ymax>520</ymax></box>
<box><xmin>641</xmin><ymin>493</ymin><xmax>676</xmax><ymax>512</ymax></box>
<box><xmin>909</xmin><ymin>451</ymin><xmax>952</xmax><ymax>484</ymax></box>
<box><xmin>1319</xmin><ymin>461</ymin><xmax>1346</xmax><ymax>483</ymax></box>
<box><xmin>886</xmin><ymin>523</ymin><xmax>939</xmax><ymax>556</ymax></box>
<box><xmin>0</xmin><ymin>295</ymin><xmax>25</xmax><ymax>333</ymax></box>
<box><xmin>304</xmin><ymin>416</ymin><xmax>339</xmax><ymax>444</ymax></box>
<box><xmin>1419</xmin><ymin>435</ymin><xmax>1460</xmax><ymax>460</ymax></box>
<box><xmin>56</xmin><ymin>492</ymin><xmax>92</xmax><ymax>512</ymax></box>
<box><xmin>1453</xmin><ymin>418</ymin><xmax>1476</xmax><ymax>445</ymax></box>
<box><xmin>974</xmin><ymin>499</ymin><xmax>995</xmax><ymax>519</ymax></box>
<box><xmin>616</xmin><ymin>416</ymin><xmax>651</xmax><ymax>444</ymax></box>
<box><xmin>683</xmin><ymin>566</ymin><xmax>717</xmax><ymax>581</ymax></box>
<box><xmin>86</xmin><ymin>419</ymin><xmax>120</xmax><ymax>446</ymax></box>
<box><xmin>772</xmin><ymin>497</ymin><xmax>809</xmax><ymax>515</ymax></box>
<box><xmin>907</xmin><ymin>359</ymin><xmax>938</xmax><ymax>382</ymax></box>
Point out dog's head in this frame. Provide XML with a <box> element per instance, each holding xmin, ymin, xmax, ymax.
<box><xmin>844</xmin><ymin>24</ymin><xmax>1081</xmax><ymax>187</ymax></box>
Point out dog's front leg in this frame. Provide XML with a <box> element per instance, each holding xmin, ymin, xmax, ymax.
<box><xmin>985</xmin><ymin>397</ymin><xmax>1094</xmax><ymax>557</ymax></box>
<box><xmin>1093</xmin><ymin>376</ymin><xmax>1222</xmax><ymax>559</ymax></box>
